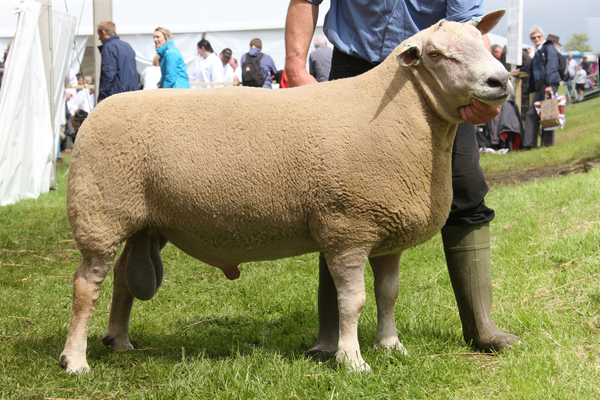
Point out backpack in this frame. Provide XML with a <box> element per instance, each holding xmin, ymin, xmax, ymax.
<box><xmin>242</xmin><ymin>52</ymin><xmax>265</xmax><ymax>87</ymax></box>
<box><xmin>543</xmin><ymin>43</ymin><xmax>568</xmax><ymax>81</ymax></box>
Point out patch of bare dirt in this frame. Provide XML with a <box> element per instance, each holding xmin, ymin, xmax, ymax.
<box><xmin>485</xmin><ymin>157</ymin><xmax>600</xmax><ymax>186</ymax></box>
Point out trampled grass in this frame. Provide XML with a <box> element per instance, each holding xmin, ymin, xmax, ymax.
<box><xmin>1</xmin><ymin>97</ymin><xmax>600</xmax><ymax>399</ymax></box>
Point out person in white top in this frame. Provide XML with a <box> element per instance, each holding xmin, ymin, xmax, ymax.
<box><xmin>189</xmin><ymin>39</ymin><xmax>224</xmax><ymax>89</ymax></box>
<box><xmin>141</xmin><ymin>54</ymin><xmax>162</xmax><ymax>90</ymax></box>
<box><xmin>219</xmin><ymin>48</ymin><xmax>235</xmax><ymax>82</ymax></box>
<box><xmin>229</xmin><ymin>57</ymin><xmax>242</xmax><ymax>83</ymax></box>
<box><xmin>566</xmin><ymin>52</ymin><xmax>579</xmax><ymax>102</ymax></box>
<box><xmin>73</xmin><ymin>75</ymin><xmax>91</xmax><ymax>114</ymax></box>
<box><xmin>574</xmin><ymin>64</ymin><xmax>587</xmax><ymax>100</ymax></box>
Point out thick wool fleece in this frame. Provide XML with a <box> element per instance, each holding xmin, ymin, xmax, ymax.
<box><xmin>67</xmin><ymin>19</ymin><xmax>513</xmax><ymax>275</ymax></box>
<box><xmin>67</xmin><ymin>52</ymin><xmax>456</xmax><ymax>273</ymax></box>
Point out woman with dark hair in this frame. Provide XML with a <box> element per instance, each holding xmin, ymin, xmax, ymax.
<box><xmin>154</xmin><ymin>27</ymin><xmax>190</xmax><ymax>89</ymax></box>
<box><xmin>189</xmin><ymin>38</ymin><xmax>224</xmax><ymax>89</ymax></box>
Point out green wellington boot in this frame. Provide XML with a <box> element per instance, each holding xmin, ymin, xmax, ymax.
<box><xmin>441</xmin><ymin>222</ymin><xmax>520</xmax><ymax>352</ymax></box>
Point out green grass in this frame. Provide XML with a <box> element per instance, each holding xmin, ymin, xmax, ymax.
<box><xmin>1</xmin><ymin>98</ymin><xmax>600</xmax><ymax>399</ymax></box>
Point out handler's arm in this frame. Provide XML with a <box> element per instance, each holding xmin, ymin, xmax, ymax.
<box><xmin>285</xmin><ymin>0</ymin><xmax>319</xmax><ymax>87</ymax></box>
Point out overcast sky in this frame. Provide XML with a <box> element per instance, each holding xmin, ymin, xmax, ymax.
<box><xmin>484</xmin><ymin>0</ymin><xmax>600</xmax><ymax>52</ymax></box>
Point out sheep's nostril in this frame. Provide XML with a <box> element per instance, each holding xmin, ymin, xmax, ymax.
<box><xmin>487</xmin><ymin>77</ymin><xmax>506</xmax><ymax>89</ymax></box>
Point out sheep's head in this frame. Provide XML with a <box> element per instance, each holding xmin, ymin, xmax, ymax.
<box><xmin>397</xmin><ymin>10</ymin><xmax>511</xmax><ymax>123</ymax></box>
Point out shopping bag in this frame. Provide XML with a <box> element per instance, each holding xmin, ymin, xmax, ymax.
<box><xmin>534</xmin><ymin>94</ymin><xmax>566</xmax><ymax>130</ymax></box>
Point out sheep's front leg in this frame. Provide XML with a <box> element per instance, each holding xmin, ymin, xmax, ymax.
<box><xmin>325</xmin><ymin>249</ymin><xmax>370</xmax><ymax>372</ymax></box>
<box><xmin>370</xmin><ymin>253</ymin><xmax>407</xmax><ymax>355</ymax></box>
<box><xmin>60</xmin><ymin>254</ymin><xmax>114</xmax><ymax>374</ymax></box>
<box><xmin>102</xmin><ymin>244</ymin><xmax>135</xmax><ymax>350</ymax></box>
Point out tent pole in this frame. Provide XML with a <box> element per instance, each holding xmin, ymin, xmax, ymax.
<box><xmin>93</xmin><ymin>0</ymin><xmax>112</xmax><ymax>108</ymax></box>
<box><xmin>36</xmin><ymin>0</ymin><xmax>57</xmax><ymax>188</ymax></box>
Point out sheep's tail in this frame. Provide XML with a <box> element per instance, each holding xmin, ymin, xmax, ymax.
<box><xmin>124</xmin><ymin>228</ymin><xmax>168</xmax><ymax>301</ymax></box>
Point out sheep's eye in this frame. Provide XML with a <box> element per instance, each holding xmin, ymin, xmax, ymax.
<box><xmin>429</xmin><ymin>51</ymin><xmax>439</xmax><ymax>57</ymax></box>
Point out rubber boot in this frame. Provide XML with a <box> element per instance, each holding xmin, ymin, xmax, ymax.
<box><xmin>441</xmin><ymin>222</ymin><xmax>520</xmax><ymax>352</ymax></box>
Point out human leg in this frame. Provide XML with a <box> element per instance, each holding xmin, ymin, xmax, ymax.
<box><xmin>443</xmin><ymin>122</ymin><xmax>519</xmax><ymax>352</ymax></box>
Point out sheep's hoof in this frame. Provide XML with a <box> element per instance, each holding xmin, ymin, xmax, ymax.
<box><xmin>102</xmin><ymin>334</ymin><xmax>133</xmax><ymax>350</ymax></box>
<box><xmin>373</xmin><ymin>339</ymin><xmax>408</xmax><ymax>356</ymax></box>
<box><xmin>60</xmin><ymin>353</ymin><xmax>90</xmax><ymax>374</ymax></box>
<box><xmin>336</xmin><ymin>351</ymin><xmax>371</xmax><ymax>372</ymax></box>
<box><xmin>305</xmin><ymin>344</ymin><xmax>336</xmax><ymax>362</ymax></box>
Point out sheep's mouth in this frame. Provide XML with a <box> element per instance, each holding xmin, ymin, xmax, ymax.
<box><xmin>475</xmin><ymin>92</ymin><xmax>511</xmax><ymax>106</ymax></box>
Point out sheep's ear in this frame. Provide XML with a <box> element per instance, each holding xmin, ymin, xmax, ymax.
<box><xmin>467</xmin><ymin>9</ymin><xmax>506</xmax><ymax>35</ymax></box>
<box><xmin>398</xmin><ymin>43</ymin><xmax>422</xmax><ymax>66</ymax></box>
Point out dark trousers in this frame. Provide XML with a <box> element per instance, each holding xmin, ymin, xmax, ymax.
<box><xmin>329</xmin><ymin>48</ymin><xmax>494</xmax><ymax>226</ymax></box>
<box><xmin>523</xmin><ymin>80</ymin><xmax>559</xmax><ymax>148</ymax></box>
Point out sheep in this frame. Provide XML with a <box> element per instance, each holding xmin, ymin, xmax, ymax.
<box><xmin>59</xmin><ymin>10</ymin><xmax>511</xmax><ymax>374</ymax></box>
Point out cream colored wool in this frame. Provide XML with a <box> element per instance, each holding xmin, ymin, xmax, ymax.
<box><xmin>61</xmin><ymin>10</ymin><xmax>511</xmax><ymax>374</ymax></box>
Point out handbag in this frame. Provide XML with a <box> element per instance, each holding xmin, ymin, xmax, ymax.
<box><xmin>534</xmin><ymin>93</ymin><xmax>566</xmax><ymax>130</ymax></box>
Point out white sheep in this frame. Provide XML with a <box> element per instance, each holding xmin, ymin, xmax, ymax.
<box><xmin>60</xmin><ymin>10</ymin><xmax>510</xmax><ymax>373</ymax></box>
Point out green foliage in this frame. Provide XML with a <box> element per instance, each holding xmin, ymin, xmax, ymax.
<box><xmin>2</xmin><ymin>99</ymin><xmax>600</xmax><ymax>398</ymax></box>
<box><xmin>564</xmin><ymin>32</ymin><xmax>593</xmax><ymax>53</ymax></box>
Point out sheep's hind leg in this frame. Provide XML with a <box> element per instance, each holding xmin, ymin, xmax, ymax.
<box><xmin>369</xmin><ymin>253</ymin><xmax>407</xmax><ymax>355</ymax></box>
<box><xmin>325</xmin><ymin>248</ymin><xmax>370</xmax><ymax>372</ymax></box>
<box><xmin>102</xmin><ymin>244</ymin><xmax>135</xmax><ymax>350</ymax></box>
<box><xmin>305</xmin><ymin>253</ymin><xmax>339</xmax><ymax>362</ymax></box>
<box><xmin>103</xmin><ymin>229</ymin><xmax>167</xmax><ymax>350</ymax></box>
<box><xmin>60</xmin><ymin>254</ymin><xmax>114</xmax><ymax>374</ymax></box>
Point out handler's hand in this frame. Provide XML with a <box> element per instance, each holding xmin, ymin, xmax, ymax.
<box><xmin>286</xmin><ymin>63</ymin><xmax>318</xmax><ymax>88</ymax></box>
<box><xmin>459</xmin><ymin>99</ymin><xmax>501</xmax><ymax>125</ymax></box>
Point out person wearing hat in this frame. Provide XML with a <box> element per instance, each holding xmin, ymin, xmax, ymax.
<box><xmin>219</xmin><ymin>48</ymin><xmax>235</xmax><ymax>82</ymax></box>
<box><xmin>517</xmin><ymin>26</ymin><xmax>562</xmax><ymax>148</ymax></box>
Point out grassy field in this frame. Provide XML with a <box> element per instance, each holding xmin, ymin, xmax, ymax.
<box><xmin>1</xmin><ymin>97</ymin><xmax>600</xmax><ymax>399</ymax></box>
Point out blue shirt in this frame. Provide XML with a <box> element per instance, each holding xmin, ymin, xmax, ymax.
<box><xmin>307</xmin><ymin>0</ymin><xmax>485</xmax><ymax>63</ymax></box>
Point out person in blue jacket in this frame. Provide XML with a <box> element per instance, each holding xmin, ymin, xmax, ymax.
<box><xmin>153</xmin><ymin>27</ymin><xmax>190</xmax><ymax>89</ymax></box>
<box><xmin>97</xmin><ymin>20</ymin><xmax>138</xmax><ymax>102</ymax></box>
<box><xmin>518</xmin><ymin>26</ymin><xmax>561</xmax><ymax>148</ymax></box>
<box><xmin>239</xmin><ymin>38</ymin><xmax>278</xmax><ymax>88</ymax></box>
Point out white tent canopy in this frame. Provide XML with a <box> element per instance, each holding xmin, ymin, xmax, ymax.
<box><xmin>0</xmin><ymin>1</ymin><xmax>76</xmax><ymax>206</ymax></box>
<box><xmin>1</xmin><ymin>0</ymin><xmax>331</xmax><ymax>76</ymax></box>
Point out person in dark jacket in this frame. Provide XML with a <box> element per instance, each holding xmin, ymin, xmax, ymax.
<box><xmin>97</xmin><ymin>20</ymin><xmax>138</xmax><ymax>102</ymax></box>
<box><xmin>518</xmin><ymin>26</ymin><xmax>561</xmax><ymax>148</ymax></box>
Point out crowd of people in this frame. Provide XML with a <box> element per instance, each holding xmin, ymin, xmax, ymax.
<box><xmin>479</xmin><ymin>26</ymin><xmax>598</xmax><ymax>152</ymax></box>
<box><xmin>57</xmin><ymin>19</ymin><xmax>334</xmax><ymax>155</ymax></box>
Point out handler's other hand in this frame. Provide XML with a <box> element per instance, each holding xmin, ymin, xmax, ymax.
<box><xmin>459</xmin><ymin>99</ymin><xmax>501</xmax><ymax>125</ymax></box>
<box><xmin>285</xmin><ymin>65</ymin><xmax>317</xmax><ymax>88</ymax></box>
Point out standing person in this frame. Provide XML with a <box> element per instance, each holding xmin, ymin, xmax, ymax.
<box><xmin>574</xmin><ymin>64</ymin><xmax>587</xmax><ymax>100</ymax></box>
<box><xmin>190</xmin><ymin>39</ymin><xmax>224</xmax><ymax>89</ymax></box>
<box><xmin>73</xmin><ymin>74</ymin><xmax>91</xmax><ymax>114</ymax></box>
<box><xmin>153</xmin><ymin>27</ymin><xmax>190</xmax><ymax>89</ymax></box>
<box><xmin>309</xmin><ymin>35</ymin><xmax>333</xmax><ymax>82</ymax></box>
<box><xmin>518</xmin><ymin>26</ymin><xmax>561</xmax><ymax>148</ymax></box>
<box><xmin>219</xmin><ymin>48</ymin><xmax>235</xmax><ymax>82</ymax></box>
<box><xmin>285</xmin><ymin>0</ymin><xmax>520</xmax><ymax>359</ymax></box>
<box><xmin>140</xmin><ymin>54</ymin><xmax>162</xmax><ymax>90</ymax></box>
<box><xmin>580</xmin><ymin>56</ymin><xmax>590</xmax><ymax>75</ymax></box>
<box><xmin>240</xmin><ymin>38</ymin><xmax>278</xmax><ymax>88</ymax></box>
<box><xmin>566</xmin><ymin>52</ymin><xmax>578</xmax><ymax>102</ymax></box>
<box><xmin>96</xmin><ymin>20</ymin><xmax>138</xmax><ymax>102</ymax></box>
<box><xmin>229</xmin><ymin>58</ymin><xmax>242</xmax><ymax>83</ymax></box>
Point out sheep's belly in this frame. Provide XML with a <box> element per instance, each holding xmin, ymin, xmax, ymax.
<box><xmin>158</xmin><ymin>227</ymin><xmax>320</xmax><ymax>279</ymax></box>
